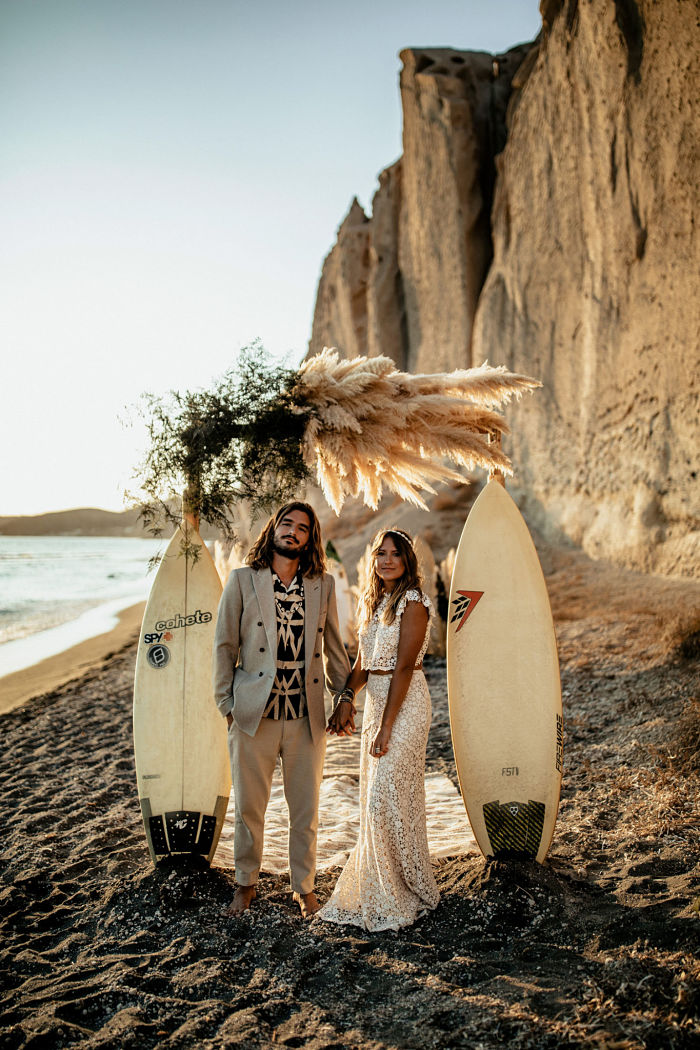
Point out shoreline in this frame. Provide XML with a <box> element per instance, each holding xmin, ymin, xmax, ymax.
<box><xmin>0</xmin><ymin>601</ymin><xmax>145</xmax><ymax>715</ymax></box>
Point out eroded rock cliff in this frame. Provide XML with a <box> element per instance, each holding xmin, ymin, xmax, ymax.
<box><xmin>474</xmin><ymin>0</ymin><xmax>699</xmax><ymax>576</ymax></box>
<box><xmin>309</xmin><ymin>0</ymin><xmax>699</xmax><ymax>578</ymax></box>
<box><xmin>309</xmin><ymin>42</ymin><xmax>531</xmax><ymax>371</ymax></box>
<box><xmin>310</xmin><ymin>198</ymin><xmax>371</xmax><ymax>361</ymax></box>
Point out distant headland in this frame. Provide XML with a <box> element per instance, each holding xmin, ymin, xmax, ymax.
<box><xmin>0</xmin><ymin>507</ymin><xmax>220</xmax><ymax>539</ymax></box>
<box><xmin>0</xmin><ymin>507</ymin><xmax>150</xmax><ymax>537</ymax></box>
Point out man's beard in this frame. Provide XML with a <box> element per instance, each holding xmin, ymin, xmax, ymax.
<box><xmin>273</xmin><ymin>540</ymin><xmax>304</xmax><ymax>561</ymax></box>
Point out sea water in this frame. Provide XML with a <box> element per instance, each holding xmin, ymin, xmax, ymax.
<box><xmin>0</xmin><ymin>536</ymin><xmax>164</xmax><ymax>677</ymax></box>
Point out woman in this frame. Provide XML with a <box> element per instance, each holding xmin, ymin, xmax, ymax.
<box><xmin>317</xmin><ymin>528</ymin><xmax>439</xmax><ymax>931</ymax></box>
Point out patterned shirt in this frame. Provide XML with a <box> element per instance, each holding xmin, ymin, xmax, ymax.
<box><xmin>263</xmin><ymin>570</ymin><xmax>307</xmax><ymax>719</ymax></box>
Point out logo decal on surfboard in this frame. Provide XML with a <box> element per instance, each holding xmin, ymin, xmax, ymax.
<box><xmin>450</xmin><ymin>590</ymin><xmax>485</xmax><ymax>631</ymax></box>
<box><xmin>143</xmin><ymin>630</ymin><xmax>174</xmax><ymax>645</ymax></box>
<box><xmin>154</xmin><ymin>609</ymin><xmax>213</xmax><ymax>631</ymax></box>
<box><xmin>146</xmin><ymin>644</ymin><xmax>171</xmax><ymax>669</ymax></box>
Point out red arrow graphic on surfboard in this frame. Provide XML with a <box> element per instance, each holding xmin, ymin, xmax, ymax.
<box><xmin>450</xmin><ymin>590</ymin><xmax>485</xmax><ymax>632</ymax></box>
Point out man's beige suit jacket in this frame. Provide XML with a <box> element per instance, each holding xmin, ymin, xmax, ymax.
<box><xmin>212</xmin><ymin>566</ymin><xmax>351</xmax><ymax>743</ymax></box>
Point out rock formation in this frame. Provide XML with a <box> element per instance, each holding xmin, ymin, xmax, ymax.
<box><xmin>309</xmin><ymin>0</ymin><xmax>699</xmax><ymax>578</ymax></box>
<box><xmin>310</xmin><ymin>198</ymin><xmax>371</xmax><ymax>361</ymax></box>
<box><xmin>309</xmin><ymin>43</ymin><xmax>531</xmax><ymax>371</ymax></box>
<box><xmin>474</xmin><ymin>0</ymin><xmax>699</xmax><ymax>577</ymax></box>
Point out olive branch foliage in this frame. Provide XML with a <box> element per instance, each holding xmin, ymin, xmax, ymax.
<box><xmin>132</xmin><ymin>344</ymin><xmax>312</xmax><ymax>540</ymax></box>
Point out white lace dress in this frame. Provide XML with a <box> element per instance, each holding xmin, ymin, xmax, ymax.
<box><xmin>317</xmin><ymin>589</ymin><xmax>440</xmax><ymax>931</ymax></box>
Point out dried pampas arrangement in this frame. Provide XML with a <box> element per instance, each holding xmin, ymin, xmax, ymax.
<box><xmin>133</xmin><ymin>342</ymin><xmax>540</xmax><ymax>534</ymax></box>
<box><xmin>295</xmin><ymin>349</ymin><xmax>541</xmax><ymax>514</ymax></box>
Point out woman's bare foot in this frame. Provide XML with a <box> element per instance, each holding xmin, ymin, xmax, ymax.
<box><xmin>293</xmin><ymin>891</ymin><xmax>320</xmax><ymax>919</ymax></box>
<box><xmin>223</xmin><ymin>885</ymin><xmax>257</xmax><ymax>916</ymax></box>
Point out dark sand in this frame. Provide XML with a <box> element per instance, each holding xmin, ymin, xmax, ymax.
<box><xmin>1</xmin><ymin>537</ymin><xmax>699</xmax><ymax>1049</ymax></box>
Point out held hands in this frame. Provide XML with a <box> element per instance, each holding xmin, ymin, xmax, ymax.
<box><xmin>370</xmin><ymin>724</ymin><xmax>391</xmax><ymax>759</ymax></box>
<box><xmin>326</xmin><ymin>691</ymin><xmax>356</xmax><ymax>736</ymax></box>
<box><xmin>326</xmin><ymin>700</ymin><xmax>355</xmax><ymax>735</ymax></box>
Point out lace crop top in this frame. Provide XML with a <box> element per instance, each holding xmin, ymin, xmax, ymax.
<box><xmin>359</xmin><ymin>589</ymin><xmax>433</xmax><ymax>672</ymax></box>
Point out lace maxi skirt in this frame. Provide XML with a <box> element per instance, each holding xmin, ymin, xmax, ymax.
<box><xmin>318</xmin><ymin>670</ymin><xmax>440</xmax><ymax>931</ymax></box>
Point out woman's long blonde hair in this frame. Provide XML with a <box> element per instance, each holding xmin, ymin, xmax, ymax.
<box><xmin>356</xmin><ymin>528</ymin><xmax>423</xmax><ymax>633</ymax></box>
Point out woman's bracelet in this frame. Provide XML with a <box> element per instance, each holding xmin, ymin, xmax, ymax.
<box><xmin>334</xmin><ymin>688</ymin><xmax>356</xmax><ymax>715</ymax></box>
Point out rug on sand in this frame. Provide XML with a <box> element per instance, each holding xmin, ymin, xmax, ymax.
<box><xmin>214</xmin><ymin>770</ymin><xmax>476</xmax><ymax>873</ymax></box>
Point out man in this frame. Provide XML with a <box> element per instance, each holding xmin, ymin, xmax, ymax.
<box><xmin>213</xmin><ymin>502</ymin><xmax>352</xmax><ymax>918</ymax></box>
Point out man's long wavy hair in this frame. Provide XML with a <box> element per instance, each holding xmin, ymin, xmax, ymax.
<box><xmin>246</xmin><ymin>501</ymin><xmax>326</xmax><ymax>578</ymax></box>
<box><xmin>357</xmin><ymin>528</ymin><xmax>423</xmax><ymax>633</ymax></box>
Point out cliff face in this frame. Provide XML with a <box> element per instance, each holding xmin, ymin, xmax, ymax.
<box><xmin>310</xmin><ymin>198</ymin><xmax>371</xmax><ymax>361</ymax></box>
<box><xmin>309</xmin><ymin>0</ymin><xmax>699</xmax><ymax>578</ymax></box>
<box><xmin>473</xmin><ymin>0</ymin><xmax>699</xmax><ymax>576</ymax></box>
<box><xmin>309</xmin><ymin>43</ymin><xmax>531</xmax><ymax>371</ymax></box>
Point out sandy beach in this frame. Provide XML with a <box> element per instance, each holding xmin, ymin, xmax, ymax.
<box><xmin>0</xmin><ymin>603</ymin><xmax>145</xmax><ymax>716</ymax></box>
<box><xmin>1</xmin><ymin>534</ymin><xmax>699</xmax><ymax>1049</ymax></box>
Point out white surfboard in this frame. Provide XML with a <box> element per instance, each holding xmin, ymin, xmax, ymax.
<box><xmin>414</xmin><ymin>535</ymin><xmax>446</xmax><ymax>656</ymax></box>
<box><xmin>133</xmin><ymin>519</ymin><xmax>231</xmax><ymax>864</ymax></box>
<box><xmin>325</xmin><ymin>541</ymin><xmax>357</xmax><ymax>652</ymax></box>
<box><xmin>447</xmin><ymin>480</ymin><xmax>562</xmax><ymax>863</ymax></box>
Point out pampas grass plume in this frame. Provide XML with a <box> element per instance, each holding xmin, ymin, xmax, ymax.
<box><xmin>295</xmin><ymin>350</ymin><xmax>540</xmax><ymax>513</ymax></box>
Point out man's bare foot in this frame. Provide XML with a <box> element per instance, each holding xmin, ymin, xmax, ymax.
<box><xmin>293</xmin><ymin>891</ymin><xmax>321</xmax><ymax>920</ymax></box>
<box><xmin>222</xmin><ymin>885</ymin><xmax>257</xmax><ymax>917</ymax></box>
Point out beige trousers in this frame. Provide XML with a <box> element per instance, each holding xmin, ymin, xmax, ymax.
<box><xmin>228</xmin><ymin>716</ymin><xmax>326</xmax><ymax>895</ymax></box>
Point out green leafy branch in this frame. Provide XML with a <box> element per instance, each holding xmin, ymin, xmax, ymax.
<box><xmin>130</xmin><ymin>343</ymin><xmax>313</xmax><ymax>539</ymax></box>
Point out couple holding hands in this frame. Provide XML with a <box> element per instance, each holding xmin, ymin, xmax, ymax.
<box><xmin>213</xmin><ymin>501</ymin><xmax>439</xmax><ymax>932</ymax></box>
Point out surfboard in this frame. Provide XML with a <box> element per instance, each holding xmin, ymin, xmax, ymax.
<box><xmin>414</xmin><ymin>535</ymin><xmax>446</xmax><ymax>657</ymax></box>
<box><xmin>325</xmin><ymin>540</ymin><xmax>357</xmax><ymax>652</ymax></box>
<box><xmin>446</xmin><ymin>479</ymin><xmax>562</xmax><ymax>863</ymax></box>
<box><xmin>133</xmin><ymin>519</ymin><xmax>230</xmax><ymax>864</ymax></box>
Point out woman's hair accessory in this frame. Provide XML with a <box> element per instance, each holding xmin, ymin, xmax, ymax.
<box><xmin>387</xmin><ymin>528</ymin><xmax>413</xmax><ymax>546</ymax></box>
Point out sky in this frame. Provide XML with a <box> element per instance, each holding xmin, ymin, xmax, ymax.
<box><xmin>1</xmin><ymin>0</ymin><xmax>540</xmax><ymax>516</ymax></box>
